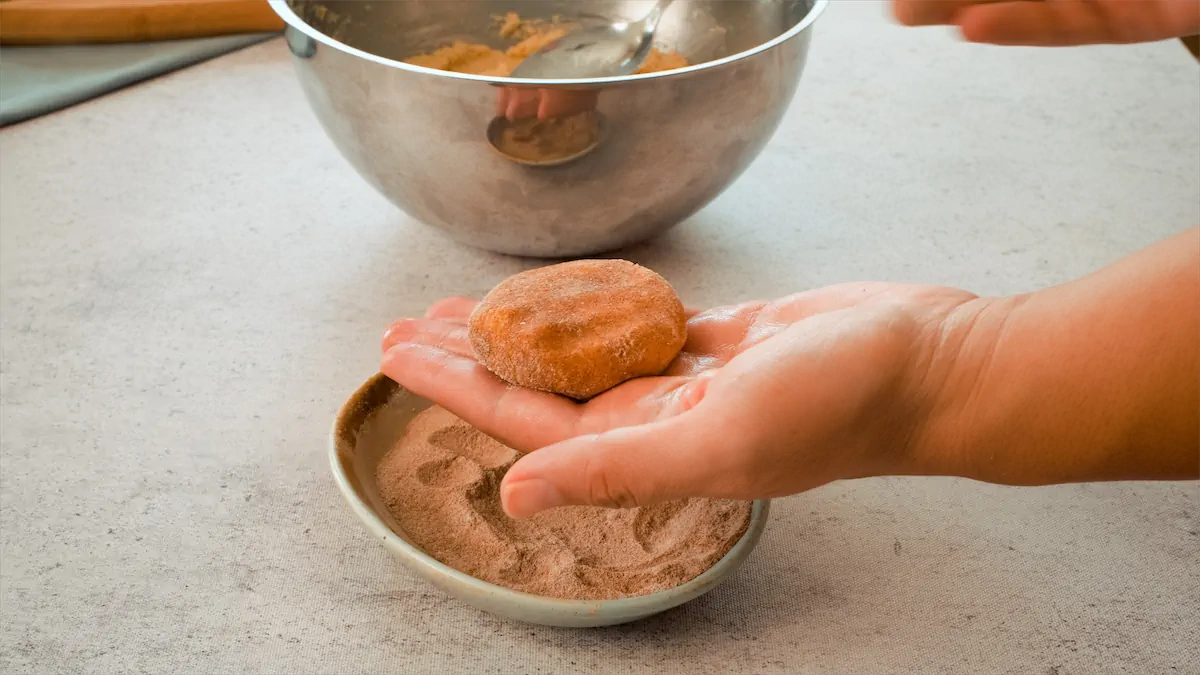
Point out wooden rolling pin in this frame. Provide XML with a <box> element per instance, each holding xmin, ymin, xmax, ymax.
<box><xmin>0</xmin><ymin>0</ymin><xmax>284</xmax><ymax>45</ymax></box>
<box><xmin>1183</xmin><ymin>35</ymin><xmax>1200</xmax><ymax>60</ymax></box>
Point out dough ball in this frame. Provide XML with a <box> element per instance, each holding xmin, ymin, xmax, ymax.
<box><xmin>468</xmin><ymin>260</ymin><xmax>687</xmax><ymax>400</ymax></box>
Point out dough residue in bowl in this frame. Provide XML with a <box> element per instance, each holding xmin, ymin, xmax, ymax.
<box><xmin>405</xmin><ymin>12</ymin><xmax>688</xmax><ymax>76</ymax></box>
<box><xmin>376</xmin><ymin>405</ymin><xmax>751</xmax><ymax>600</ymax></box>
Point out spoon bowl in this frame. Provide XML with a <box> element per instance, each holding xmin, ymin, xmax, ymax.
<box><xmin>486</xmin><ymin>113</ymin><xmax>607</xmax><ymax>167</ymax></box>
<box><xmin>510</xmin><ymin>0</ymin><xmax>674</xmax><ymax>79</ymax></box>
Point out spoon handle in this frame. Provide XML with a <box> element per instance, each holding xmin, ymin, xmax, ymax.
<box><xmin>643</xmin><ymin>0</ymin><xmax>676</xmax><ymax>32</ymax></box>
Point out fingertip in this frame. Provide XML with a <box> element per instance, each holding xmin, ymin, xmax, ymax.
<box><xmin>957</xmin><ymin>23</ymin><xmax>982</xmax><ymax>44</ymax></box>
<box><xmin>382</xmin><ymin>318</ymin><xmax>420</xmax><ymax>353</ymax></box>
<box><xmin>892</xmin><ymin>0</ymin><xmax>936</xmax><ymax>26</ymax></box>
<box><xmin>500</xmin><ymin>477</ymin><xmax>566</xmax><ymax>518</ymax></box>
<box><xmin>424</xmin><ymin>296</ymin><xmax>478</xmax><ymax>322</ymax></box>
<box><xmin>380</xmin><ymin>341</ymin><xmax>579</xmax><ymax>454</ymax></box>
<box><xmin>506</xmin><ymin>89</ymin><xmax>539</xmax><ymax>120</ymax></box>
<box><xmin>891</xmin><ymin>0</ymin><xmax>920</xmax><ymax>26</ymax></box>
<box><xmin>953</xmin><ymin>2</ymin><xmax>1111</xmax><ymax>47</ymax></box>
<box><xmin>379</xmin><ymin>340</ymin><xmax>418</xmax><ymax>374</ymax></box>
<box><xmin>503</xmin><ymin>423</ymin><xmax>702</xmax><ymax>511</ymax></box>
<box><xmin>892</xmin><ymin>0</ymin><xmax>962</xmax><ymax>27</ymax></box>
<box><xmin>380</xmin><ymin>341</ymin><xmax>456</xmax><ymax>380</ymax></box>
<box><xmin>956</xmin><ymin>9</ymin><xmax>998</xmax><ymax>44</ymax></box>
<box><xmin>501</xmin><ymin>434</ymin><xmax>601</xmax><ymax>515</ymax></box>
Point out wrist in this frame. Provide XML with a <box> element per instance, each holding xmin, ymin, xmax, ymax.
<box><xmin>903</xmin><ymin>293</ymin><xmax>1027</xmax><ymax>482</ymax></box>
<box><xmin>894</xmin><ymin>229</ymin><xmax>1199</xmax><ymax>486</ymax></box>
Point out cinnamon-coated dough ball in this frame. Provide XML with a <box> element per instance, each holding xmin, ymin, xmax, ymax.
<box><xmin>468</xmin><ymin>260</ymin><xmax>687</xmax><ymax>400</ymax></box>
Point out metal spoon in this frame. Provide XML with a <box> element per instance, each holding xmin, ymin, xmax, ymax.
<box><xmin>509</xmin><ymin>0</ymin><xmax>676</xmax><ymax>79</ymax></box>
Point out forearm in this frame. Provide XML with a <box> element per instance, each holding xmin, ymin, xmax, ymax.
<box><xmin>920</xmin><ymin>228</ymin><xmax>1200</xmax><ymax>485</ymax></box>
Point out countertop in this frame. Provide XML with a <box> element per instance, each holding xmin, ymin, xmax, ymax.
<box><xmin>1</xmin><ymin>2</ymin><xmax>1198</xmax><ymax>673</ymax></box>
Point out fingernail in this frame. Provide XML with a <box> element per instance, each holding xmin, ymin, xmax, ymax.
<box><xmin>381</xmin><ymin>319</ymin><xmax>415</xmax><ymax>352</ymax></box>
<box><xmin>386</xmin><ymin>314</ymin><xmax>429</xmax><ymax>345</ymax></box>
<box><xmin>501</xmin><ymin>478</ymin><xmax>566</xmax><ymax>518</ymax></box>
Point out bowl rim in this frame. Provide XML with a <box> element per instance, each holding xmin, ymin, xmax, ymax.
<box><xmin>269</xmin><ymin>0</ymin><xmax>829</xmax><ymax>86</ymax></box>
<box><xmin>330</xmin><ymin>372</ymin><xmax>770</xmax><ymax>613</ymax></box>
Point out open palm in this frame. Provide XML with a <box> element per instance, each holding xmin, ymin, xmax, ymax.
<box><xmin>381</xmin><ymin>282</ymin><xmax>978</xmax><ymax>517</ymax></box>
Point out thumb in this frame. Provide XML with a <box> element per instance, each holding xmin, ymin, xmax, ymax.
<box><xmin>499</xmin><ymin>411</ymin><xmax>741</xmax><ymax>518</ymax></box>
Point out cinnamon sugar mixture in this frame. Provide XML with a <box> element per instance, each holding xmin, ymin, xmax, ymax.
<box><xmin>376</xmin><ymin>406</ymin><xmax>751</xmax><ymax>600</ymax></box>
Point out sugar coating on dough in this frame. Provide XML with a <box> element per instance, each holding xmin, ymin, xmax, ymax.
<box><xmin>468</xmin><ymin>260</ymin><xmax>687</xmax><ymax>400</ymax></box>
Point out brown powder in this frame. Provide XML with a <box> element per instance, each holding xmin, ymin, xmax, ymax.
<box><xmin>376</xmin><ymin>406</ymin><xmax>752</xmax><ymax>600</ymax></box>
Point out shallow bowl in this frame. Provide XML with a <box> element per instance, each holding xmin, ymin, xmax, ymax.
<box><xmin>330</xmin><ymin>373</ymin><xmax>770</xmax><ymax>627</ymax></box>
<box><xmin>273</xmin><ymin>0</ymin><xmax>827</xmax><ymax>257</ymax></box>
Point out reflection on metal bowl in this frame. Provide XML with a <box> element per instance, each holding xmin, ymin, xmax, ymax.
<box><xmin>486</xmin><ymin>111</ymin><xmax>606</xmax><ymax>167</ymax></box>
<box><xmin>272</xmin><ymin>0</ymin><xmax>827</xmax><ymax>257</ymax></box>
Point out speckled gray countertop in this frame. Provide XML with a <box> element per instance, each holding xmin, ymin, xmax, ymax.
<box><xmin>2</xmin><ymin>2</ymin><xmax>1198</xmax><ymax>673</ymax></box>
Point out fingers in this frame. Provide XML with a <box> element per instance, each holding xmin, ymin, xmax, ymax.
<box><xmin>893</xmin><ymin>0</ymin><xmax>981</xmax><ymax>26</ymax></box>
<box><xmin>381</xmin><ymin>342</ymin><xmax>582</xmax><ymax>450</ymax></box>
<box><xmin>424</xmin><ymin>296</ymin><xmax>477</xmax><ymax>323</ymax></box>
<box><xmin>536</xmin><ymin>89</ymin><xmax>598</xmax><ymax>120</ymax></box>
<box><xmin>382</xmin><ymin>318</ymin><xmax>472</xmax><ymax>357</ymax></box>
<box><xmin>498</xmin><ymin>88</ymin><xmax>601</xmax><ymax>121</ymax></box>
<box><xmin>495</xmin><ymin>88</ymin><xmax>510</xmax><ymax>118</ymax></box>
<box><xmin>500</xmin><ymin>408</ymin><xmax>743</xmax><ymax>517</ymax></box>
<box><xmin>960</xmin><ymin>1</ymin><xmax>1113</xmax><ymax>45</ymax></box>
<box><xmin>381</xmin><ymin>296</ymin><xmax>477</xmax><ymax>354</ymax></box>
<box><xmin>381</xmin><ymin>297</ymin><xmax>715</xmax><ymax>452</ymax></box>
<box><xmin>381</xmin><ymin>341</ymin><xmax>705</xmax><ymax>452</ymax></box>
<box><xmin>894</xmin><ymin>0</ymin><xmax>1200</xmax><ymax>46</ymax></box>
<box><xmin>497</xmin><ymin>88</ymin><xmax>540</xmax><ymax>120</ymax></box>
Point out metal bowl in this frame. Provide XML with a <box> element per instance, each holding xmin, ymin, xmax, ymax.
<box><xmin>331</xmin><ymin>373</ymin><xmax>770</xmax><ymax>627</ymax></box>
<box><xmin>272</xmin><ymin>0</ymin><xmax>827</xmax><ymax>257</ymax></box>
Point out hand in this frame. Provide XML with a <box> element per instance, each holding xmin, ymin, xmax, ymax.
<box><xmin>893</xmin><ymin>0</ymin><xmax>1200</xmax><ymax>46</ymax></box>
<box><xmin>496</xmin><ymin>87</ymin><xmax>599</xmax><ymax>121</ymax></box>
<box><xmin>380</xmin><ymin>284</ymin><xmax>982</xmax><ymax>517</ymax></box>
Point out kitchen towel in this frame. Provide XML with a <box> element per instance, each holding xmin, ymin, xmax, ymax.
<box><xmin>0</xmin><ymin>33</ymin><xmax>275</xmax><ymax>126</ymax></box>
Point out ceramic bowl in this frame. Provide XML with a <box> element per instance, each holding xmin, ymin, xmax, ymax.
<box><xmin>330</xmin><ymin>373</ymin><xmax>770</xmax><ymax>628</ymax></box>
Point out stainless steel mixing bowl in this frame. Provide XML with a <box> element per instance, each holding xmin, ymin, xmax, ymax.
<box><xmin>271</xmin><ymin>0</ymin><xmax>827</xmax><ymax>257</ymax></box>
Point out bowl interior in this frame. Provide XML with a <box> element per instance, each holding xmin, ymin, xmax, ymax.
<box><xmin>288</xmin><ymin>0</ymin><xmax>816</xmax><ymax>69</ymax></box>
<box><xmin>332</xmin><ymin>374</ymin><xmax>770</xmax><ymax>625</ymax></box>
<box><xmin>332</xmin><ymin>375</ymin><xmax>431</xmax><ymax>542</ymax></box>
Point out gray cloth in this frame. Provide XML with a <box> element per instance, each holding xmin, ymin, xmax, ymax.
<box><xmin>0</xmin><ymin>34</ymin><xmax>275</xmax><ymax>126</ymax></box>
